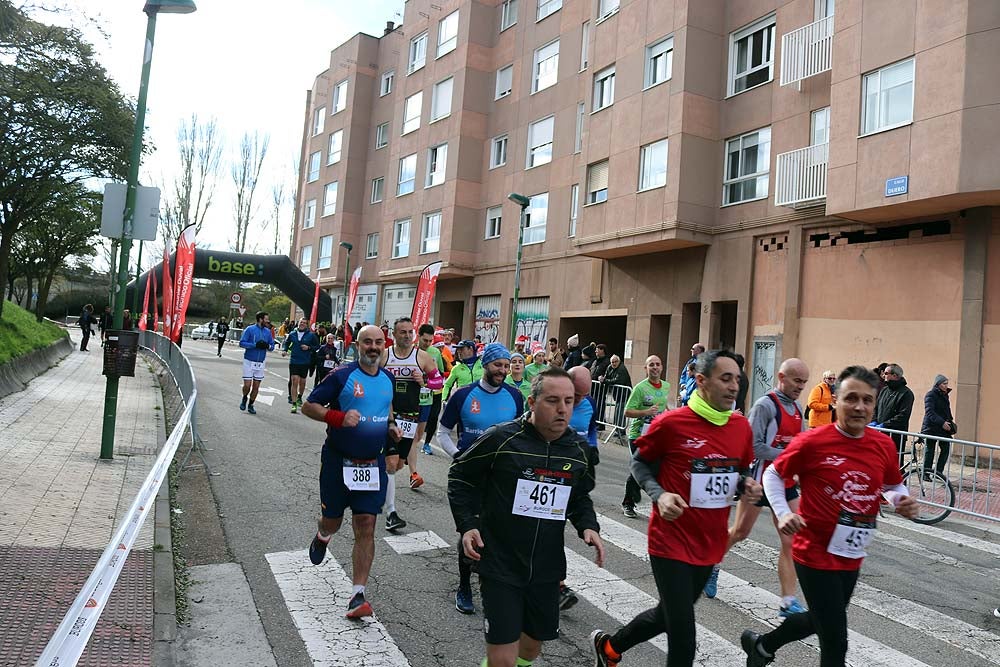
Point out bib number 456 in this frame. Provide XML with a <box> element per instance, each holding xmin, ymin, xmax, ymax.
<box><xmin>704</xmin><ymin>475</ymin><xmax>731</xmax><ymax>497</ymax></box>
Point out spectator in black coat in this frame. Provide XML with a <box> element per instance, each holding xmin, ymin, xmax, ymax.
<box><xmin>873</xmin><ymin>363</ymin><xmax>915</xmax><ymax>467</ymax></box>
<box><xmin>591</xmin><ymin>343</ymin><xmax>611</xmax><ymax>380</ymax></box>
<box><xmin>563</xmin><ymin>334</ymin><xmax>583</xmax><ymax>370</ymax></box>
<box><xmin>921</xmin><ymin>374</ymin><xmax>956</xmax><ymax>475</ymax></box>
<box><xmin>79</xmin><ymin>304</ymin><xmax>95</xmax><ymax>351</ymax></box>
<box><xmin>602</xmin><ymin>354</ymin><xmax>633</xmax><ymax>431</ymax></box>
<box><xmin>734</xmin><ymin>353</ymin><xmax>750</xmax><ymax>414</ymax></box>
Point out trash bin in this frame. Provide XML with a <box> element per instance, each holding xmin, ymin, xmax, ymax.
<box><xmin>103</xmin><ymin>330</ymin><xmax>140</xmax><ymax>377</ymax></box>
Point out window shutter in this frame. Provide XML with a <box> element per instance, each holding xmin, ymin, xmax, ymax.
<box><xmin>588</xmin><ymin>161</ymin><xmax>609</xmax><ymax>193</ymax></box>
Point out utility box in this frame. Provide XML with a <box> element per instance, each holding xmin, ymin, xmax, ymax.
<box><xmin>102</xmin><ymin>330</ymin><xmax>139</xmax><ymax>377</ymax></box>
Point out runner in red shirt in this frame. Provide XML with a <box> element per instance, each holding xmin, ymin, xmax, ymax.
<box><xmin>742</xmin><ymin>365</ymin><xmax>920</xmax><ymax>667</ymax></box>
<box><xmin>590</xmin><ymin>350</ymin><xmax>763</xmax><ymax>667</ymax></box>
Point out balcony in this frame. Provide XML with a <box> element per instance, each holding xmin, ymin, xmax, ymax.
<box><xmin>779</xmin><ymin>15</ymin><xmax>833</xmax><ymax>87</ymax></box>
<box><xmin>775</xmin><ymin>143</ymin><xmax>828</xmax><ymax>208</ymax></box>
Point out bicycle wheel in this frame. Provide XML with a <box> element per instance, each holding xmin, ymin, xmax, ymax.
<box><xmin>903</xmin><ymin>469</ymin><xmax>955</xmax><ymax>525</ymax></box>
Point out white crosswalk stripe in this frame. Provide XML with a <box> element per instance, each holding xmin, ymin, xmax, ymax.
<box><xmin>879</xmin><ymin>513</ymin><xmax>1000</xmax><ymax>557</ymax></box>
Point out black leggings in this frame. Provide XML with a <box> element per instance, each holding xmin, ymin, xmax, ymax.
<box><xmin>759</xmin><ymin>562</ymin><xmax>859</xmax><ymax>667</ymax></box>
<box><xmin>458</xmin><ymin>539</ymin><xmax>474</xmax><ymax>588</ymax></box>
<box><xmin>217</xmin><ymin>336</ymin><xmax>225</xmax><ymax>355</ymax></box>
<box><xmin>609</xmin><ymin>556</ymin><xmax>713</xmax><ymax>667</ymax></box>
<box><xmin>623</xmin><ymin>440</ymin><xmax>642</xmax><ymax>506</ymax></box>
<box><xmin>424</xmin><ymin>393</ymin><xmax>443</xmax><ymax>442</ymax></box>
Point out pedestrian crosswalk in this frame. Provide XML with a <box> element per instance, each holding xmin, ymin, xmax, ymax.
<box><xmin>262</xmin><ymin>508</ymin><xmax>1000</xmax><ymax>666</ymax></box>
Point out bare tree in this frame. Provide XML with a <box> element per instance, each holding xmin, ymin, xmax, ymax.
<box><xmin>231</xmin><ymin>131</ymin><xmax>269</xmax><ymax>254</ymax></box>
<box><xmin>270</xmin><ymin>182</ymin><xmax>284</xmax><ymax>255</ymax></box>
<box><xmin>160</xmin><ymin>114</ymin><xmax>222</xmax><ymax>242</ymax></box>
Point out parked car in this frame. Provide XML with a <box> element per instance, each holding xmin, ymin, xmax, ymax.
<box><xmin>190</xmin><ymin>323</ymin><xmax>212</xmax><ymax>340</ymax></box>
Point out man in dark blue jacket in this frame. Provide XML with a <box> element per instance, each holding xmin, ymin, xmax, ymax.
<box><xmin>284</xmin><ymin>317</ymin><xmax>320</xmax><ymax>413</ymax></box>
<box><xmin>921</xmin><ymin>374</ymin><xmax>955</xmax><ymax>475</ymax></box>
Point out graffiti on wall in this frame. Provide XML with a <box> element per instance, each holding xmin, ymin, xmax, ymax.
<box><xmin>474</xmin><ymin>296</ymin><xmax>501</xmax><ymax>344</ymax></box>
<box><xmin>750</xmin><ymin>338</ymin><xmax>777</xmax><ymax>406</ymax></box>
<box><xmin>514</xmin><ymin>297</ymin><xmax>549</xmax><ymax>345</ymax></box>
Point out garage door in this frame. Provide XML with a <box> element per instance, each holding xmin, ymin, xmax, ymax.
<box><xmin>474</xmin><ymin>295</ymin><xmax>501</xmax><ymax>344</ymax></box>
<box><xmin>380</xmin><ymin>283</ymin><xmax>415</xmax><ymax>326</ymax></box>
<box><xmin>514</xmin><ymin>297</ymin><xmax>549</xmax><ymax>346</ymax></box>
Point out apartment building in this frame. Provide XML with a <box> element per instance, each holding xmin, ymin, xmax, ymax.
<box><xmin>291</xmin><ymin>0</ymin><xmax>1000</xmax><ymax>441</ymax></box>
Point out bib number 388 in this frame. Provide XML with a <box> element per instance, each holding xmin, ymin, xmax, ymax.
<box><xmin>343</xmin><ymin>460</ymin><xmax>380</xmax><ymax>491</ymax></box>
<box><xmin>512</xmin><ymin>479</ymin><xmax>570</xmax><ymax>520</ymax></box>
<box><xmin>689</xmin><ymin>458</ymin><xmax>740</xmax><ymax>509</ymax></box>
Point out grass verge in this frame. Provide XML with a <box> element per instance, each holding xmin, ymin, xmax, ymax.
<box><xmin>0</xmin><ymin>301</ymin><xmax>66</xmax><ymax>365</ymax></box>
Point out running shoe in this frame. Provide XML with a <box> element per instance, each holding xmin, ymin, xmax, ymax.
<box><xmin>704</xmin><ymin>564</ymin><xmax>720</xmax><ymax>599</ymax></box>
<box><xmin>779</xmin><ymin>597</ymin><xmax>806</xmax><ymax>617</ymax></box>
<box><xmin>994</xmin><ymin>607</ymin><xmax>1000</xmax><ymax>618</ymax></box>
<box><xmin>345</xmin><ymin>592</ymin><xmax>373</xmax><ymax>619</ymax></box>
<box><xmin>455</xmin><ymin>586</ymin><xmax>475</xmax><ymax>614</ymax></box>
<box><xmin>589</xmin><ymin>629</ymin><xmax>620</xmax><ymax>667</ymax></box>
<box><xmin>559</xmin><ymin>584</ymin><xmax>579</xmax><ymax>610</ymax></box>
<box><xmin>287</xmin><ymin>395</ymin><xmax>294</xmax><ymax>404</ymax></box>
<box><xmin>385</xmin><ymin>511</ymin><xmax>407</xmax><ymax>532</ymax></box>
<box><xmin>622</xmin><ymin>504</ymin><xmax>638</xmax><ymax>519</ymax></box>
<box><xmin>308</xmin><ymin>534</ymin><xmax>328</xmax><ymax>565</ymax></box>
<box><xmin>741</xmin><ymin>629</ymin><xmax>774</xmax><ymax>666</ymax></box>
<box><xmin>409</xmin><ymin>472</ymin><xmax>424</xmax><ymax>489</ymax></box>
<box><xmin>240</xmin><ymin>396</ymin><xmax>247</xmax><ymax>411</ymax></box>
<box><xmin>247</xmin><ymin>404</ymin><xmax>256</xmax><ymax>415</ymax></box>
<box><xmin>421</xmin><ymin>443</ymin><xmax>433</xmax><ymax>455</ymax></box>
<box><xmin>290</xmin><ymin>402</ymin><xmax>298</xmax><ymax>414</ymax></box>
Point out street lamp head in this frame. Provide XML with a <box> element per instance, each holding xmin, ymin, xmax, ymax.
<box><xmin>339</xmin><ymin>241</ymin><xmax>353</xmax><ymax>252</ymax></box>
<box><xmin>507</xmin><ymin>192</ymin><xmax>530</xmax><ymax>208</ymax></box>
<box><xmin>143</xmin><ymin>0</ymin><xmax>197</xmax><ymax>14</ymax></box>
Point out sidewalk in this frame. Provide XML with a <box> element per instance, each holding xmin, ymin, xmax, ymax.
<box><xmin>0</xmin><ymin>329</ymin><xmax>164</xmax><ymax>666</ymax></box>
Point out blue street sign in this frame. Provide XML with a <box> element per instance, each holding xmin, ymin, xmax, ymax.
<box><xmin>885</xmin><ymin>176</ymin><xmax>908</xmax><ymax>197</ymax></box>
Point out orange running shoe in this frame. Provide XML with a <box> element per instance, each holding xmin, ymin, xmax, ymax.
<box><xmin>409</xmin><ymin>472</ymin><xmax>424</xmax><ymax>489</ymax></box>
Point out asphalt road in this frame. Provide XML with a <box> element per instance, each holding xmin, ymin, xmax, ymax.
<box><xmin>179</xmin><ymin>338</ymin><xmax>1000</xmax><ymax>667</ymax></box>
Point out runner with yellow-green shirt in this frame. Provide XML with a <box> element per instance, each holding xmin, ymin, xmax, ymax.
<box><xmin>524</xmin><ymin>349</ymin><xmax>548</xmax><ymax>380</ymax></box>
<box><xmin>417</xmin><ymin>323</ymin><xmax>447</xmax><ymax>456</ymax></box>
<box><xmin>504</xmin><ymin>352</ymin><xmax>532</xmax><ymax>402</ymax></box>
<box><xmin>443</xmin><ymin>340</ymin><xmax>482</xmax><ymax>400</ymax></box>
<box><xmin>621</xmin><ymin>355</ymin><xmax>671</xmax><ymax>518</ymax></box>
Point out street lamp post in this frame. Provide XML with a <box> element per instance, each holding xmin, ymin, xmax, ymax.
<box><xmin>99</xmin><ymin>0</ymin><xmax>196</xmax><ymax>460</ymax></box>
<box><xmin>339</xmin><ymin>241</ymin><xmax>353</xmax><ymax>328</ymax></box>
<box><xmin>507</xmin><ymin>193</ymin><xmax>530</xmax><ymax>349</ymax></box>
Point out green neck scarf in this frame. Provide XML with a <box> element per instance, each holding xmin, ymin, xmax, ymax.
<box><xmin>687</xmin><ymin>389</ymin><xmax>733</xmax><ymax>426</ymax></box>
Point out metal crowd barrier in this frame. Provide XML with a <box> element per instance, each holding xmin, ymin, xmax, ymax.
<box><xmin>875</xmin><ymin>426</ymin><xmax>1000</xmax><ymax>523</ymax></box>
<box><xmin>139</xmin><ymin>330</ymin><xmax>198</xmax><ymax>442</ymax></box>
<box><xmin>590</xmin><ymin>380</ymin><xmax>633</xmax><ymax>444</ymax></box>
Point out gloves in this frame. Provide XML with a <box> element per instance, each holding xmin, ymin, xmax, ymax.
<box><xmin>255</xmin><ymin>340</ymin><xmax>268</xmax><ymax>350</ymax></box>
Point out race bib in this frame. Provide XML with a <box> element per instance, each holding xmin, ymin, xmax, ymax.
<box><xmin>323</xmin><ymin>359</ymin><xmax>336</xmax><ymax>369</ymax></box>
<box><xmin>512</xmin><ymin>479</ymin><xmax>570</xmax><ymax>521</ymax></box>
<box><xmin>640</xmin><ymin>416</ymin><xmax>654</xmax><ymax>436</ymax></box>
<box><xmin>343</xmin><ymin>459</ymin><xmax>380</xmax><ymax>491</ymax></box>
<box><xmin>419</xmin><ymin>387</ymin><xmax>433</xmax><ymax>406</ymax></box>
<box><xmin>397</xmin><ymin>418</ymin><xmax>418</xmax><ymax>439</ymax></box>
<box><xmin>250</xmin><ymin>361</ymin><xmax>264</xmax><ymax>372</ymax></box>
<box><xmin>689</xmin><ymin>458</ymin><xmax>740</xmax><ymax>509</ymax></box>
<box><xmin>827</xmin><ymin>510</ymin><xmax>876</xmax><ymax>559</ymax></box>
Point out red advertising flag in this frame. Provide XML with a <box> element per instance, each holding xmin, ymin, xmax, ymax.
<box><xmin>309</xmin><ymin>273</ymin><xmax>321</xmax><ymax>325</ymax></box>
<box><xmin>342</xmin><ymin>266</ymin><xmax>363</xmax><ymax>346</ymax></box>
<box><xmin>151</xmin><ymin>263</ymin><xmax>158</xmax><ymax>332</ymax></box>
<box><xmin>138</xmin><ymin>270</ymin><xmax>150</xmax><ymax>331</ymax></box>
<box><xmin>169</xmin><ymin>225</ymin><xmax>197</xmax><ymax>343</ymax></box>
<box><xmin>410</xmin><ymin>261</ymin><xmax>442</xmax><ymax>328</ymax></box>
<box><xmin>161</xmin><ymin>244</ymin><xmax>173</xmax><ymax>339</ymax></box>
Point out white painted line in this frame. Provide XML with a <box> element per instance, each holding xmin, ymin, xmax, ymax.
<box><xmin>563</xmin><ymin>548</ymin><xmax>744</xmax><ymax>667</ymax></box>
<box><xmin>265</xmin><ymin>549</ymin><xmax>411</xmax><ymax>666</ymax></box>
<box><xmin>258</xmin><ymin>387</ymin><xmax>284</xmax><ymax>395</ymax></box>
<box><xmin>597</xmin><ymin>513</ymin><xmax>932</xmax><ymax>667</ymax></box>
<box><xmin>872</xmin><ymin>529</ymin><xmax>999</xmax><ymax>578</ymax></box>
<box><xmin>383</xmin><ymin>530</ymin><xmax>450</xmax><ymax>555</ymax></box>
<box><xmin>254</xmin><ymin>395</ymin><xmax>275</xmax><ymax>406</ymax></box>
<box><xmin>880</xmin><ymin>513</ymin><xmax>1000</xmax><ymax>558</ymax></box>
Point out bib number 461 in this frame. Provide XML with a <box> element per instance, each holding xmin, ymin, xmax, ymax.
<box><xmin>529</xmin><ymin>484</ymin><xmax>557</xmax><ymax>507</ymax></box>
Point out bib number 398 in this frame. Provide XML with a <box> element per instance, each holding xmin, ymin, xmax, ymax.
<box><xmin>689</xmin><ymin>458</ymin><xmax>740</xmax><ymax>509</ymax></box>
<box><xmin>343</xmin><ymin>460</ymin><xmax>380</xmax><ymax>491</ymax></box>
<box><xmin>827</xmin><ymin>511</ymin><xmax>876</xmax><ymax>559</ymax></box>
<box><xmin>512</xmin><ymin>479</ymin><xmax>570</xmax><ymax>520</ymax></box>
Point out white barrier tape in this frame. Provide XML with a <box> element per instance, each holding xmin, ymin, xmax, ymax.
<box><xmin>35</xmin><ymin>393</ymin><xmax>196</xmax><ymax>667</ymax></box>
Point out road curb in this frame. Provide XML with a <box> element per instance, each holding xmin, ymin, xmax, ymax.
<box><xmin>0</xmin><ymin>333</ymin><xmax>72</xmax><ymax>400</ymax></box>
<box><xmin>151</xmin><ymin>363</ymin><xmax>176</xmax><ymax>667</ymax></box>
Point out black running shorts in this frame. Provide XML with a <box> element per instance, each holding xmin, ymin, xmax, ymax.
<box><xmin>480</xmin><ymin>576</ymin><xmax>560</xmax><ymax>645</ymax></box>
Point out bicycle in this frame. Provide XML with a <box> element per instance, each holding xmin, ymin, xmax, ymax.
<box><xmin>897</xmin><ymin>434</ymin><xmax>956</xmax><ymax>525</ymax></box>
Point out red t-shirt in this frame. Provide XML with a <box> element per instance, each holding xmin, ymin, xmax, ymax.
<box><xmin>773</xmin><ymin>424</ymin><xmax>903</xmax><ymax>571</ymax></box>
<box><xmin>637</xmin><ymin>407</ymin><xmax>754</xmax><ymax>566</ymax></box>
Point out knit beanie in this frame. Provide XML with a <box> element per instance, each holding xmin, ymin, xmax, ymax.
<box><xmin>481</xmin><ymin>342</ymin><xmax>512</xmax><ymax>367</ymax></box>
<box><xmin>933</xmin><ymin>374</ymin><xmax>949</xmax><ymax>388</ymax></box>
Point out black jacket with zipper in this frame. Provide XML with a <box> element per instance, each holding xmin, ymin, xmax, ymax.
<box><xmin>448</xmin><ymin>415</ymin><xmax>600</xmax><ymax>585</ymax></box>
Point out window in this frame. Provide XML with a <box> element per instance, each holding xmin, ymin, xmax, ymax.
<box><xmin>426</xmin><ymin>143</ymin><xmax>448</xmax><ymax>187</ymax></box>
<box><xmin>366</xmin><ymin>232</ymin><xmax>379</xmax><ymax>259</ymax></box>
<box><xmin>431</xmin><ymin>77</ymin><xmax>453</xmax><ymax>121</ymax></box>
<box><xmin>380</xmin><ymin>70</ymin><xmax>394</xmax><ymax>96</ymax></box>
<box><xmin>580</xmin><ymin>21</ymin><xmax>590</xmax><ymax>70</ymax></box>
<box><xmin>402</xmin><ymin>92</ymin><xmax>422</xmax><ymax>134</ymax></box>
<box><xmin>817</xmin><ymin>0</ymin><xmax>835</xmax><ymax>19</ymax></box>
<box><xmin>598</xmin><ymin>0</ymin><xmax>619</xmax><ymax>20</ymax></box>
<box><xmin>569</xmin><ymin>184</ymin><xmax>579</xmax><ymax>237</ymax></box>
<box><xmin>586</xmin><ymin>160</ymin><xmax>609</xmax><ymax>204</ymax></box>
<box><xmin>723</xmin><ymin>127</ymin><xmax>771</xmax><ymax>205</ymax></box>
<box><xmin>312</xmin><ymin>107</ymin><xmax>325</xmax><ymax>135</ymax></box>
<box><xmin>501</xmin><ymin>0</ymin><xmax>517</xmax><ymax>31</ymax></box>
<box><xmin>299</xmin><ymin>245</ymin><xmax>312</xmax><ymax>273</ymax></box>
<box><xmin>526</xmin><ymin>116</ymin><xmax>554</xmax><ymax>168</ymax></box>
<box><xmin>322</xmin><ymin>181</ymin><xmax>338</xmax><ymax>216</ymax></box>
<box><xmin>327</xmin><ymin>130</ymin><xmax>343</xmax><ymax>164</ymax></box>
<box><xmin>376</xmin><ymin>122</ymin><xmax>389</xmax><ymax>149</ymax></box>
<box><xmin>811</xmin><ymin>107</ymin><xmax>830</xmax><ymax>145</ymax></box>
<box><xmin>490</xmin><ymin>134</ymin><xmax>508</xmax><ymax>169</ymax></box>
<box><xmin>307</xmin><ymin>151</ymin><xmax>320</xmax><ymax>182</ymax></box>
<box><xmin>392</xmin><ymin>219</ymin><xmax>410</xmax><ymax>258</ymax></box>
<box><xmin>861</xmin><ymin>58</ymin><xmax>914</xmax><ymax>135</ymax></box>
<box><xmin>537</xmin><ymin>0</ymin><xmax>561</xmax><ymax>21</ymax></box>
<box><xmin>397</xmin><ymin>153</ymin><xmax>417</xmax><ymax>196</ymax></box>
<box><xmin>532</xmin><ymin>40</ymin><xmax>559</xmax><ymax>93</ymax></box>
<box><xmin>645</xmin><ymin>37</ymin><xmax>673</xmax><ymax>88</ymax></box>
<box><xmin>486</xmin><ymin>206</ymin><xmax>502</xmax><ymax>239</ymax></box>
<box><xmin>495</xmin><ymin>65</ymin><xmax>513</xmax><ymax>99</ymax></box>
<box><xmin>728</xmin><ymin>15</ymin><xmax>775</xmax><ymax>95</ymax></box>
<box><xmin>574</xmin><ymin>102</ymin><xmax>584</xmax><ymax>153</ymax></box>
<box><xmin>371</xmin><ymin>177</ymin><xmax>384</xmax><ymax>203</ymax></box>
<box><xmin>303</xmin><ymin>199</ymin><xmax>316</xmax><ymax>229</ymax></box>
<box><xmin>332</xmin><ymin>79</ymin><xmax>348</xmax><ymax>113</ymax></box>
<box><xmin>524</xmin><ymin>193</ymin><xmax>548</xmax><ymax>244</ymax></box>
<box><xmin>593</xmin><ymin>65</ymin><xmax>615</xmax><ymax>110</ymax></box>
<box><xmin>437</xmin><ymin>11</ymin><xmax>458</xmax><ymax>57</ymax></box>
<box><xmin>639</xmin><ymin>139</ymin><xmax>668</xmax><ymax>191</ymax></box>
<box><xmin>318</xmin><ymin>235</ymin><xmax>333</xmax><ymax>269</ymax></box>
<box><xmin>408</xmin><ymin>32</ymin><xmax>428</xmax><ymax>73</ymax></box>
<box><xmin>421</xmin><ymin>212</ymin><xmax>442</xmax><ymax>253</ymax></box>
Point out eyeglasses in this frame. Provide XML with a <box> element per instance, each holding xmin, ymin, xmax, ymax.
<box><xmin>824</xmin><ymin>376</ymin><xmax>836</xmax><ymax>380</ymax></box>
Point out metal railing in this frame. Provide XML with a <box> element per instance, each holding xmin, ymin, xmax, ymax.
<box><xmin>139</xmin><ymin>330</ymin><xmax>198</xmax><ymax>442</ymax></box>
<box><xmin>775</xmin><ymin>142</ymin><xmax>828</xmax><ymax>207</ymax></box>
<box><xmin>780</xmin><ymin>14</ymin><xmax>834</xmax><ymax>86</ymax></box>
<box><xmin>590</xmin><ymin>380</ymin><xmax>634</xmax><ymax>444</ymax></box>
<box><xmin>876</xmin><ymin>426</ymin><xmax>1000</xmax><ymax>523</ymax></box>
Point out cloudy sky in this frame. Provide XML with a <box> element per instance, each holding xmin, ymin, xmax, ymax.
<box><xmin>62</xmin><ymin>0</ymin><xmax>404</xmax><ymax>264</ymax></box>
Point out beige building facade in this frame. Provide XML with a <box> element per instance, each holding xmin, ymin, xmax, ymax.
<box><xmin>291</xmin><ymin>0</ymin><xmax>1000</xmax><ymax>441</ymax></box>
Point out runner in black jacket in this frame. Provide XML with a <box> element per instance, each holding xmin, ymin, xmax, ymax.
<box><xmin>448</xmin><ymin>366</ymin><xmax>604</xmax><ymax>667</ymax></box>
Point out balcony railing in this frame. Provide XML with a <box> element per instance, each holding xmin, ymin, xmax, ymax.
<box><xmin>775</xmin><ymin>142</ymin><xmax>828</xmax><ymax>208</ymax></box>
<box><xmin>780</xmin><ymin>15</ymin><xmax>834</xmax><ymax>86</ymax></box>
